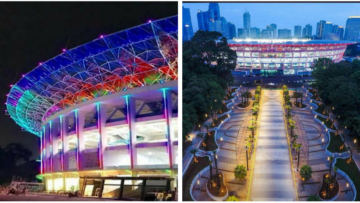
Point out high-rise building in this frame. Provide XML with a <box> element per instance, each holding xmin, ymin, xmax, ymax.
<box><xmin>238</xmin><ymin>28</ymin><xmax>245</xmax><ymax>38</ymax></box>
<box><xmin>243</xmin><ymin>11</ymin><xmax>251</xmax><ymax>30</ymax></box>
<box><xmin>208</xmin><ymin>3</ymin><xmax>220</xmax><ymax>21</ymax></box>
<box><xmin>250</xmin><ymin>27</ymin><xmax>260</xmax><ymax>39</ymax></box>
<box><xmin>220</xmin><ymin>17</ymin><xmax>229</xmax><ymax>38</ymax></box>
<box><xmin>316</xmin><ymin>20</ymin><xmax>326</xmax><ymax>39</ymax></box>
<box><xmin>302</xmin><ymin>27</ymin><xmax>306</xmax><ymax>38</ymax></box>
<box><xmin>294</xmin><ymin>25</ymin><xmax>302</xmax><ymax>38</ymax></box>
<box><xmin>344</xmin><ymin>16</ymin><xmax>360</xmax><ymax>41</ymax></box>
<box><xmin>323</xmin><ymin>22</ymin><xmax>333</xmax><ymax>39</ymax></box>
<box><xmin>338</xmin><ymin>26</ymin><xmax>344</xmax><ymax>40</ymax></box>
<box><xmin>261</xmin><ymin>29</ymin><xmax>274</xmax><ymax>39</ymax></box>
<box><xmin>278</xmin><ymin>29</ymin><xmax>291</xmax><ymax>39</ymax></box>
<box><xmin>197</xmin><ymin>10</ymin><xmax>209</xmax><ymax>31</ymax></box>
<box><xmin>228</xmin><ymin>22</ymin><xmax>236</xmax><ymax>39</ymax></box>
<box><xmin>183</xmin><ymin>6</ymin><xmax>194</xmax><ymax>41</ymax></box>
<box><xmin>303</xmin><ymin>24</ymin><xmax>312</xmax><ymax>38</ymax></box>
<box><xmin>269</xmin><ymin>23</ymin><xmax>277</xmax><ymax>38</ymax></box>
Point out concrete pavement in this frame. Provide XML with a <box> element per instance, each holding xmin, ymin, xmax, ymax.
<box><xmin>250</xmin><ymin>90</ymin><xmax>296</xmax><ymax>201</ymax></box>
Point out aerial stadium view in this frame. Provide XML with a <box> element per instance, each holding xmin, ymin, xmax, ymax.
<box><xmin>183</xmin><ymin>2</ymin><xmax>360</xmax><ymax>202</ymax></box>
<box><xmin>0</xmin><ymin>2</ymin><xmax>178</xmax><ymax>201</ymax></box>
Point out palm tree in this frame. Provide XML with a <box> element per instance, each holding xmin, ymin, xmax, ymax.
<box><xmin>226</xmin><ymin>196</ymin><xmax>239</xmax><ymax>201</ymax></box>
<box><xmin>213</xmin><ymin>150</ymin><xmax>220</xmax><ymax>191</ymax></box>
<box><xmin>189</xmin><ymin>148</ymin><xmax>198</xmax><ymax>163</ymax></box>
<box><xmin>300</xmin><ymin>164</ymin><xmax>313</xmax><ymax>180</ymax></box>
<box><xmin>209</xmin><ymin>160</ymin><xmax>213</xmax><ymax>183</ymax></box>
<box><xmin>234</xmin><ymin>165</ymin><xmax>247</xmax><ymax>180</ymax></box>
<box><xmin>333</xmin><ymin>167</ymin><xmax>338</xmax><ymax>182</ymax></box>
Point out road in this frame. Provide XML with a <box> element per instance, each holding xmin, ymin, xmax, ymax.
<box><xmin>250</xmin><ymin>90</ymin><xmax>296</xmax><ymax>201</ymax></box>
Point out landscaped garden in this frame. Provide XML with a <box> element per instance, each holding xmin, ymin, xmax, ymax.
<box><xmin>316</xmin><ymin>115</ymin><xmax>336</xmax><ymax>130</ymax></box>
<box><xmin>335</xmin><ymin>158</ymin><xmax>360</xmax><ymax>201</ymax></box>
<box><xmin>183</xmin><ymin>156</ymin><xmax>210</xmax><ymax>201</ymax></box>
<box><xmin>327</xmin><ymin>132</ymin><xmax>348</xmax><ymax>153</ymax></box>
<box><xmin>315</xmin><ymin>103</ymin><xmax>329</xmax><ymax>116</ymax></box>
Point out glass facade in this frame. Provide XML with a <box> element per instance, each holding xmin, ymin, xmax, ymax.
<box><xmin>230</xmin><ymin>40</ymin><xmax>352</xmax><ymax>75</ymax></box>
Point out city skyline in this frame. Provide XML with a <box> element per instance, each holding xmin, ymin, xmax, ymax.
<box><xmin>184</xmin><ymin>3</ymin><xmax>360</xmax><ymax>36</ymax></box>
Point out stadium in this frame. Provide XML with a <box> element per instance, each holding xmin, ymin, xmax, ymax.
<box><xmin>5</xmin><ymin>16</ymin><xmax>178</xmax><ymax>200</ymax></box>
<box><xmin>228</xmin><ymin>39</ymin><xmax>355</xmax><ymax>76</ymax></box>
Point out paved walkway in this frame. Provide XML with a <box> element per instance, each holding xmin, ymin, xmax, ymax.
<box><xmin>250</xmin><ymin>90</ymin><xmax>296</xmax><ymax>201</ymax></box>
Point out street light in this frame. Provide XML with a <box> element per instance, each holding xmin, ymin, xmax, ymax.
<box><xmin>322</xmin><ymin>138</ymin><xmax>325</xmax><ymax>147</ymax></box>
<box><xmin>245</xmin><ymin>145</ymin><xmax>249</xmax><ymax>170</ymax></box>
<box><xmin>197</xmin><ymin>180</ymin><xmax>200</xmax><ymax>190</ymax></box>
<box><xmin>346</xmin><ymin>183</ymin><xmax>349</xmax><ymax>193</ymax></box>
<box><xmin>354</xmin><ymin>139</ymin><xmax>357</xmax><ymax>148</ymax></box>
<box><xmin>220</xmin><ymin>137</ymin><xmax>223</xmax><ymax>146</ymax></box>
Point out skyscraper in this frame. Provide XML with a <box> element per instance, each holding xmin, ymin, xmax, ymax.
<box><xmin>294</xmin><ymin>25</ymin><xmax>302</xmax><ymax>38</ymax></box>
<box><xmin>303</xmin><ymin>24</ymin><xmax>312</xmax><ymax>38</ymax></box>
<box><xmin>243</xmin><ymin>11</ymin><xmax>251</xmax><ymax>38</ymax></box>
<box><xmin>197</xmin><ymin>10</ymin><xmax>209</xmax><ymax>31</ymax></box>
<box><xmin>278</xmin><ymin>29</ymin><xmax>291</xmax><ymax>38</ymax></box>
<box><xmin>243</xmin><ymin>11</ymin><xmax>251</xmax><ymax>30</ymax></box>
<box><xmin>183</xmin><ymin>6</ymin><xmax>194</xmax><ymax>41</ymax></box>
<box><xmin>338</xmin><ymin>26</ymin><xmax>344</xmax><ymax>40</ymax></box>
<box><xmin>238</xmin><ymin>28</ymin><xmax>244</xmax><ymax>38</ymax></box>
<box><xmin>208</xmin><ymin>3</ymin><xmax>220</xmax><ymax>21</ymax></box>
<box><xmin>344</xmin><ymin>16</ymin><xmax>360</xmax><ymax>41</ymax></box>
<box><xmin>220</xmin><ymin>17</ymin><xmax>229</xmax><ymax>38</ymax></box>
<box><xmin>250</xmin><ymin>27</ymin><xmax>260</xmax><ymax>39</ymax></box>
<box><xmin>316</xmin><ymin>20</ymin><xmax>326</xmax><ymax>39</ymax></box>
<box><xmin>228</xmin><ymin>22</ymin><xmax>236</xmax><ymax>39</ymax></box>
<box><xmin>323</xmin><ymin>22</ymin><xmax>333</xmax><ymax>39</ymax></box>
<box><xmin>269</xmin><ymin>23</ymin><xmax>277</xmax><ymax>38</ymax></box>
<box><xmin>302</xmin><ymin>27</ymin><xmax>306</xmax><ymax>38</ymax></box>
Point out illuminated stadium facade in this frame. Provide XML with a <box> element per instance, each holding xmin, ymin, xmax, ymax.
<box><xmin>228</xmin><ymin>39</ymin><xmax>355</xmax><ymax>75</ymax></box>
<box><xmin>5</xmin><ymin>16</ymin><xmax>178</xmax><ymax>199</ymax></box>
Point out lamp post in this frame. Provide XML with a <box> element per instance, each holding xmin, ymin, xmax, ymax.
<box><xmin>245</xmin><ymin>145</ymin><xmax>249</xmax><ymax>170</ymax></box>
<box><xmin>197</xmin><ymin>180</ymin><xmax>200</xmax><ymax>190</ymax></box>
<box><xmin>346</xmin><ymin>183</ymin><xmax>349</xmax><ymax>193</ymax></box>
<box><xmin>220</xmin><ymin>137</ymin><xmax>223</xmax><ymax>147</ymax></box>
<box><xmin>297</xmin><ymin>147</ymin><xmax>301</xmax><ymax>171</ymax></box>
<box><xmin>354</xmin><ymin>139</ymin><xmax>357</xmax><ymax>148</ymax></box>
<box><xmin>322</xmin><ymin>138</ymin><xmax>325</xmax><ymax>148</ymax></box>
<box><xmin>327</xmin><ymin>156</ymin><xmax>330</xmax><ymax>166</ymax></box>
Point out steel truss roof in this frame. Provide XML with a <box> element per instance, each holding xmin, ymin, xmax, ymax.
<box><xmin>6</xmin><ymin>16</ymin><xmax>178</xmax><ymax>136</ymax></box>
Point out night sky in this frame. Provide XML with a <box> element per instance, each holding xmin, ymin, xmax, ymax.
<box><xmin>0</xmin><ymin>2</ymin><xmax>177</xmax><ymax>159</ymax></box>
<box><xmin>184</xmin><ymin>2</ymin><xmax>360</xmax><ymax>35</ymax></box>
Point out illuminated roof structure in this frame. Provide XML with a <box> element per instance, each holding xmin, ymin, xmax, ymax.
<box><xmin>6</xmin><ymin>16</ymin><xmax>178</xmax><ymax>135</ymax></box>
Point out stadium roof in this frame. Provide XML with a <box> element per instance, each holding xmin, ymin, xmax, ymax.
<box><xmin>6</xmin><ymin>16</ymin><xmax>178</xmax><ymax>136</ymax></box>
<box><xmin>228</xmin><ymin>39</ymin><xmax>355</xmax><ymax>45</ymax></box>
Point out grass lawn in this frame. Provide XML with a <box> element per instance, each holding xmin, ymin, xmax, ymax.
<box><xmin>317</xmin><ymin>116</ymin><xmax>336</xmax><ymax>130</ymax></box>
<box><xmin>327</xmin><ymin>132</ymin><xmax>348</xmax><ymax>153</ymax></box>
<box><xmin>183</xmin><ymin>156</ymin><xmax>210</xmax><ymax>201</ymax></box>
<box><xmin>315</xmin><ymin>103</ymin><xmax>329</xmax><ymax>116</ymax></box>
<box><xmin>335</xmin><ymin>158</ymin><xmax>360</xmax><ymax>201</ymax></box>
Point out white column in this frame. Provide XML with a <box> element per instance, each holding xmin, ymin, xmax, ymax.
<box><xmin>164</xmin><ymin>89</ymin><xmax>175</xmax><ymax>168</ymax></box>
<box><xmin>49</xmin><ymin>121</ymin><xmax>53</xmax><ymax>173</ymax></box>
<box><xmin>97</xmin><ymin>103</ymin><xmax>107</xmax><ymax>169</ymax></box>
<box><xmin>60</xmin><ymin>115</ymin><xmax>69</xmax><ymax>171</ymax></box>
<box><xmin>126</xmin><ymin>96</ymin><xmax>137</xmax><ymax>169</ymax></box>
<box><xmin>75</xmin><ymin>109</ymin><xmax>85</xmax><ymax>170</ymax></box>
<box><xmin>45</xmin><ymin>125</ymin><xmax>51</xmax><ymax>173</ymax></box>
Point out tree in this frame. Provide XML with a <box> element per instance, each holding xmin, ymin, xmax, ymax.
<box><xmin>234</xmin><ymin>165</ymin><xmax>247</xmax><ymax>180</ymax></box>
<box><xmin>226</xmin><ymin>196</ymin><xmax>239</xmax><ymax>201</ymax></box>
<box><xmin>300</xmin><ymin>164</ymin><xmax>313</xmax><ymax>180</ymax></box>
<box><xmin>285</xmin><ymin>105</ymin><xmax>292</xmax><ymax>118</ymax></box>
<box><xmin>253</xmin><ymin>105</ymin><xmax>259</xmax><ymax>117</ymax></box>
<box><xmin>288</xmin><ymin>118</ymin><xmax>296</xmax><ymax>136</ymax></box>
<box><xmin>333</xmin><ymin>166</ymin><xmax>338</xmax><ymax>182</ymax></box>
<box><xmin>189</xmin><ymin>148</ymin><xmax>199</xmax><ymax>163</ymax></box>
<box><xmin>307</xmin><ymin>195</ymin><xmax>321</xmax><ymax>201</ymax></box>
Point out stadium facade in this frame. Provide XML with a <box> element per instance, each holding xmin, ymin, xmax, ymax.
<box><xmin>229</xmin><ymin>39</ymin><xmax>355</xmax><ymax>75</ymax></box>
<box><xmin>5</xmin><ymin>16</ymin><xmax>178</xmax><ymax>200</ymax></box>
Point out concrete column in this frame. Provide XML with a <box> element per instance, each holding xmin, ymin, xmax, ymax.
<box><xmin>97</xmin><ymin>103</ymin><xmax>107</xmax><ymax>169</ymax></box>
<box><xmin>45</xmin><ymin>125</ymin><xmax>51</xmax><ymax>173</ymax></box>
<box><xmin>75</xmin><ymin>109</ymin><xmax>85</xmax><ymax>170</ymax></box>
<box><xmin>163</xmin><ymin>89</ymin><xmax>175</xmax><ymax>168</ymax></box>
<box><xmin>60</xmin><ymin>115</ymin><xmax>69</xmax><ymax>171</ymax></box>
<box><xmin>40</xmin><ymin>131</ymin><xmax>43</xmax><ymax>174</ymax></box>
<box><xmin>49</xmin><ymin>121</ymin><xmax>53</xmax><ymax>173</ymax></box>
<box><xmin>126</xmin><ymin>96</ymin><xmax>137</xmax><ymax>169</ymax></box>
